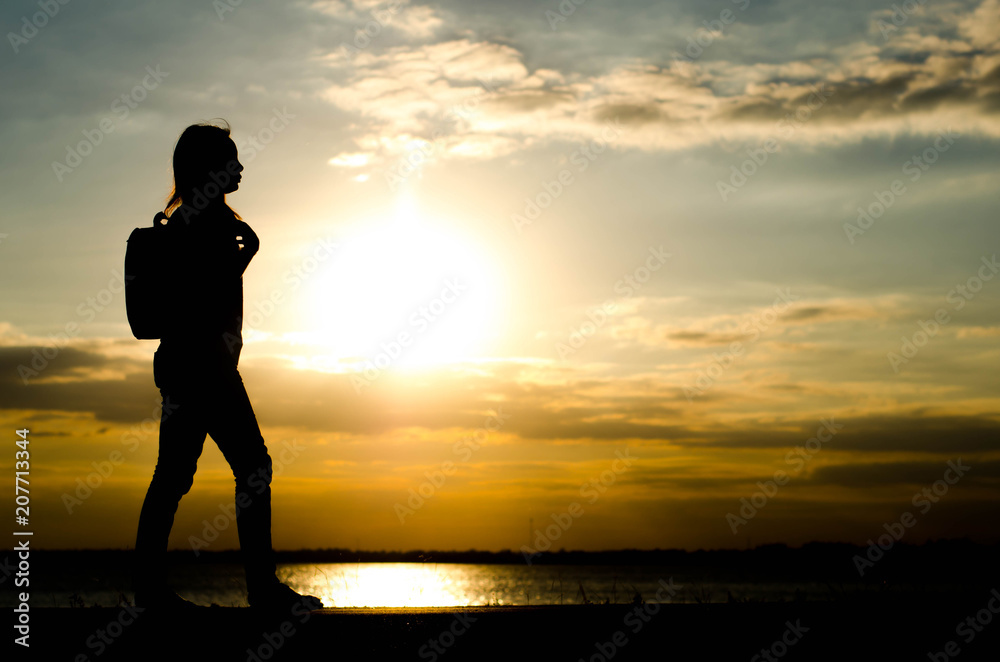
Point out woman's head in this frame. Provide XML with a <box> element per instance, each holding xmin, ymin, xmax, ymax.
<box><xmin>165</xmin><ymin>120</ymin><xmax>243</xmax><ymax>217</ymax></box>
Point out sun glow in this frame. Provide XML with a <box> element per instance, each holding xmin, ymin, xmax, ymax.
<box><xmin>278</xmin><ymin>563</ymin><xmax>485</xmax><ymax>607</ymax></box>
<box><xmin>300</xmin><ymin>196</ymin><xmax>503</xmax><ymax>370</ymax></box>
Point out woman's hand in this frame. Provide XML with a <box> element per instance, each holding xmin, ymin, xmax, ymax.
<box><xmin>234</xmin><ymin>221</ymin><xmax>259</xmax><ymax>276</ymax></box>
<box><xmin>237</xmin><ymin>221</ymin><xmax>259</xmax><ymax>256</ymax></box>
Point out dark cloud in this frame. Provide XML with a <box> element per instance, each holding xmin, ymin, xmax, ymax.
<box><xmin>593</xmin><ymin>103</ymin><xmax>665</xmax><ymax>125</ymax></box>
<box><xmin>717</xmin><ymin>75</ymin><xmax>917</xmax><ymax>125</ymax></box>
<box><xmin>665</xmin><ymin>330</ymin><xmax>748</xmax><ymax>346</ymax></box>
<box><xmin>781</xmin><ymin>307</ymin><xmax>829</xmax><ymax>321</ymax></box>
<box><xmin>720</xmin><ymin>101</ymin><xmax>783</xmax><ymax>122</ymax></box>
<box><xmin>0</xmin><ymin>346</ymin><xmax>114</xmax><ymax>382</ymax></box>
<box><xmin>984</xmin><ymin>63</ymin><xmax>1000</xmax><ymax>84</ymax></box>
<box><xmin>487</xmin><ymin>91</ymin><xmax>574</xmax><ymax>112</ymax></box>
<box><xmin>675</xmin><ymin>415</ymin><xmax>1000</xmax><ymax>454</ymax></box>
<box><xmin>807</xmin><ymin>459</ymin><xmax>1000</xmax><ymax>488</ymax></box>
<box><xmin>900</xmin><ymin>82</ymin><xmax>978</xmax><ymax>111</ymax></box>
<box><xmin>1</xmin><ymin>371</ymin><xmax>158</xmax><ymax>423</ymax></box>
<box><xmin>0</xmin><ymin>345</ymin><xmax>156</xmax><ymax>422</ymax></box>
<box><xmin>979</xmin><ymin>90</ymin><xmax>1000</xmax><ymax>111</ymax></box>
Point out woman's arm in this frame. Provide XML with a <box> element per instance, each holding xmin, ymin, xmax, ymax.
<box><xmin>233</xmin><ymin>220</ymin><xmax>259</xmax><ymax>276</ymax></box>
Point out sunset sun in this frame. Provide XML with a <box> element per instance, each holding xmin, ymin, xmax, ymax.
<box><xmin>302</xmin><ymin>197</ymin><xmax>503</xmax><ymax>372</ymax></box>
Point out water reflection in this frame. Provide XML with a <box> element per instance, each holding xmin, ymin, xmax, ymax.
<box><xmin>285</xmin><ymin>563</ymin><xmax>471</xmax><ymax>608</ymax></box>
<box><xmin>8</xmin><ymin>561</ymin><xmax>931</xmax><ymax>608</ymax></box>
<box><xmin>281</xmin><ymin>563</ymin><xmax>686</xmax><ymax>608</ymax></box>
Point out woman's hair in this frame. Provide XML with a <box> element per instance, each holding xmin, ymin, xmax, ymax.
<box><xmin>165</xmin><ymin>120</ymin><xmax>241</xmax><ymax>219</ymax></box>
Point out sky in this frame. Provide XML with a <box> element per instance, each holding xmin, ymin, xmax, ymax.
<box><xmin>1</xmin><ymin>0</ymin><xmax>998</xmax><ymax>553</ymax></box>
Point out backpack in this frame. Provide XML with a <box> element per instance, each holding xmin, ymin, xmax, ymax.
<box><xmin>124</xmin><ymin>212</ymin><xmax>175</xmax><ymax>340</ymax></box>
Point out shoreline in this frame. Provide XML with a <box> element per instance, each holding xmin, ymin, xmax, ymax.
<box><xmin>21</xmin><ymin>598</ymin><xmax>1000</xmax><ymax>661</ymax></box>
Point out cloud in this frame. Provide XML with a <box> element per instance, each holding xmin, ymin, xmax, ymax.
<box><xmin>665</xmin><ymin>330</ymin><xmax>750</xmax><ymax>346</ymax></box>
<box><xmin>309</xmin><ymin>0</ymin><xmax>442</xmax><ymax>37</ymax></box>
<box><xmin>957</xmin><ymin>326</ymin><xmax>1000</xmax><ymax>338</ymax></box>
<box><xmin>808</xmin><ymin>459</ymin><xmax>999</xmax><ymax>488</ymax></box>
<box><xmin>1</xmin><ymin>372</ymin><xmax>159</xmax><ymax>425</ymax></box>
<box><xmin>0</xmin><ymin>346</ymin><xmax>113</xmax><ymax>382</ymax></box>
<box><xmin>957</xmin><ymin>0</ymin><xmax>1000</xmax><ymax>49</ymax></box>
<box><xmin>328</xmin><ymin>152</ymin><xmax>372</xmax><ymax>167</ymax></box>
<box><xmin>608</xmin><ymin>296</ymin><xmax>902</xmax><ymax>350</ymax></box>
<box><xmin>674</xmin><ymin>414</ymin><xmax>1000</xmax><ymax>454</ymax></box>
<box><xmin>317</xmin><ymin>0</ymin><xmax>1000</xmax><ymax>178</ymax></box>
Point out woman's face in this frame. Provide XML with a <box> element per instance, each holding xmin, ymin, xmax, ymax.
<box><xmin>216</xmin><ymin>139</ymin><xmax>244</xmax><ymax>194</ymax></box>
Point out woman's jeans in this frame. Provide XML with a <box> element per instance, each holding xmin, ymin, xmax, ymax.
<box><xmin>134</xmin><ymin>343</ymin><xmax>277</xmax><ymax>594</ymax></box>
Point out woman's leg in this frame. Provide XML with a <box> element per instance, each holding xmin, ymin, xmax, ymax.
<box><xmin>134</xmin><ymin>348</ymin><xmax>209</xmax><ymax>592</ymax></box>
<box><xmin>201</xmin><ymin>361</ymin><xmax>278</xmax><ymax>595</ymax></box>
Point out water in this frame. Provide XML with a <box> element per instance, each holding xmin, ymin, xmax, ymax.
<box><xmin>3</xmin><ymin>562</ymin><xmax>886</xmax><ymax>608</ymax></box>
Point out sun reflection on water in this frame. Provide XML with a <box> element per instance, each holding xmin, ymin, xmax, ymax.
<box><xmin>280</xmin><ymin>563</ymin><xmax>481</xmax><ymax>608</ymax></box>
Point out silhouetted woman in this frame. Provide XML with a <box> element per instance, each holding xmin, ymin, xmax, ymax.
<box><xmin>133</xmin><ymin>121</ymin><xmax>322</xmax><ymax>611</ymax></box>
